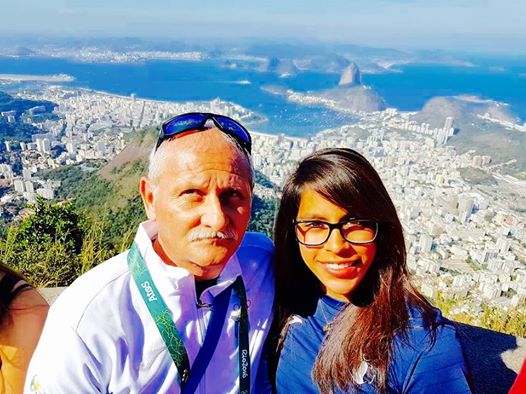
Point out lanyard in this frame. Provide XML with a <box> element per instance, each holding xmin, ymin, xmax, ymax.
<box><xmin>127</xmin><ymin>242</ymin><xmax>250</xmax><ymax>393</ymax></box>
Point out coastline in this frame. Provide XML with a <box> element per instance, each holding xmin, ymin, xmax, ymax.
<box><xmin>0</xmin><ymin>73</ymin><xmax>74</xmax><ymax>82</ymax></box>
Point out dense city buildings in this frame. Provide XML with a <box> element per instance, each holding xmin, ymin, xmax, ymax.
<box><xmin>1</xmin><ymin>87</ymin><xmax>525</xmax><ymax>322</ymax></box>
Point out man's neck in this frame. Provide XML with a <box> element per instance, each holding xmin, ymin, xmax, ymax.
<box><xmin>195</xmin><ymin>277</ymin><xmax>218</xmax><ymax>301</ymax></box>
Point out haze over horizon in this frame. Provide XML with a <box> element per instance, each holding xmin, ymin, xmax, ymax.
<box><xmin>2</xmin><ymin>0</ymin><xmax>526</xmax><ymax>55</ymax></box>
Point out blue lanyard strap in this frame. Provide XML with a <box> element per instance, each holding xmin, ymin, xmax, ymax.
<box><xmin>127</xmin><ymin>242</ymin><xmax>251</xmax><ymax>393</ymax></box>
<box><xmin>236</xmin><ymin>275</ymin><xmax>251</xmax><ymax>394</ymax></box>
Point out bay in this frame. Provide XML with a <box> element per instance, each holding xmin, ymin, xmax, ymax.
<box><xmin>0</xmin><ymin>56</ymin><xmax>353</xmax><ymax>137</ymax></box>
<box><xmin>1</xmin><ymin>55</ymin><xmax>525</xmax><ymax>137</ymax></box>
<box><xmin>364</xmin><ymin>60</ymin><xmax>526</xmax><ymax>121</ymax></box>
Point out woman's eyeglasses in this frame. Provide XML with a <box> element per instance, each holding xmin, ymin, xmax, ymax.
<box><xmin>157</xmin><ymin>112</ymin><xmax>252</xmax><ymax>154</ymax></box>
<box><xmin>294</xmin><ymin>218</ymin><xmax>378</xmax><ymax>246</ymax></box>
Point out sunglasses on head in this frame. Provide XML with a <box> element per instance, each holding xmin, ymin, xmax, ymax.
<box><xmin>157</xmin><ymin>112</ymin><xmax>252</xmax><ymax>154</ymax></box>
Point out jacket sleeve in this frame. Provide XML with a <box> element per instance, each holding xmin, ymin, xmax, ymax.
<box><xmin>402</xmin><ymin>324</ymin><xmax>472</xmax><ymax>393</ymax></box>
<box><xmin>24</xmin><ymin>321</ymin><xmax>104</xmax><ymax>394</ymax></box>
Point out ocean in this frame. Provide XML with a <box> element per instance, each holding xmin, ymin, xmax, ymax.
<box><xmin>364</xmin><ymin>60</ymin><xmax>526</xmax><ymax>121</ymax></box>
<box><xmin>1</xmin><ymin>55</ymin><xmax>525</xmax><ymax>136</ymax></box>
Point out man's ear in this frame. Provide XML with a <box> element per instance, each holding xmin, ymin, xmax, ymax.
<box><xmin>140</xmin><ymin>177</ymin><xmax>156</xmax><ymax>220</ymax></box>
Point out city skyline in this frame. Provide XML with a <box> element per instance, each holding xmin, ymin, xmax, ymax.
<box><xmin>2</xmin><ymin>0</ymin><xmax>526</xmax><ymax>54</ymax></box>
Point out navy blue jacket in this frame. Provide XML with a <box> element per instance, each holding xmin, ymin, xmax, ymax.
<box><xmin>276</xmin><ymin>296</ymin><xmax>472</xmax><ymax>393</ymax></box>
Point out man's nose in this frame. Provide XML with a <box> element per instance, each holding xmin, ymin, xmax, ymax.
<box><xmin>201</xmin><ymin>195</ymin><xmax>228</xmax><ymax>230</ymax></box>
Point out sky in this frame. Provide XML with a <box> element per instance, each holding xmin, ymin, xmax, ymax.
<box><xmin>2</xmin><ymin>0</ymin><xmax>526</xmax><ymax>54</ymax></box>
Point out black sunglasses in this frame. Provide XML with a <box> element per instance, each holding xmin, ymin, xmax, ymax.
<box><xmin>157</xmin><ymin>112</ymin><xmax>252</xmax><ymax>154</ymax></box>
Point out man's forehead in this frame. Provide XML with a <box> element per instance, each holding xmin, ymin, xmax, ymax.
<box><xmin>171</xmin><ymin>169</ymin><xmax>251</xmax><ymax>190</ymax></box>
<box><xmin>158</xmin><ymin>129</ymin><xmax>251</xmax><ymax>177</ymax></box>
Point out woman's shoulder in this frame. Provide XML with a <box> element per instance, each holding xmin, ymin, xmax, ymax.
<box><xmin>0</xmin><ymin>270</ymin><xmax>48</xmax><ymax>322</ymax></box>
<box><xmin>4</xmin><ymin>286</ymin><xmax>49</xmax><ymax>336</ymax></box>
<box><xmin>403</xmin><ymin>304</ymin><xmax>460</xmax><ymax>349</ymax></box>
<box><xmin>10</xmin><ymin>286</ymin><xmax>49</xmax><ymax>312</ymax></box>
<box><xmin>0</xmin><ymin>284</ymin><xmax>49</xmax><ymax>394</ymax></box>
<box><xmin>390</xmin><ymin>305</ymin><xmax>471</xmax><ymax>393</ymax></box>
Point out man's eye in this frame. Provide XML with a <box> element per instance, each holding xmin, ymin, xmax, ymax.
<box><xmin>223</xmin><ymin>190</ymin><xmax>244</xmax><ymax>199</ymax></box>
<box><xmin>181</xmin><ymin>189</ymin><xmax>201</xmax><ymax>196</ymax></box>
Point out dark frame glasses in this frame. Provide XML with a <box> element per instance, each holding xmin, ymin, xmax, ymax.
<box><xmin>157</xmin><ymin>112</ymin><xmax>252</xmax><ymax>154</ymax></box>
<box><xmin>294</xmin><ymin>218</ymin><xmax>379</xmax><ymax>246</ymax></box>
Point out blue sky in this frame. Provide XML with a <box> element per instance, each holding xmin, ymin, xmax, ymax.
<box><xmin>2</xmin><ymin>0</ymin><xmax>525</xmax><ymax>53</ymax></box>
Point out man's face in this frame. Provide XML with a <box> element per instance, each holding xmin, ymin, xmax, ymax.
<box><xmin>140</xmin><ymin>129</ymin><xmax>252</xmax><ymax>280</ymax></box>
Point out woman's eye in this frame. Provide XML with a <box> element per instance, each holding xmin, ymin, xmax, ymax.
<box><xmin>305</xmin><ymin>221</ymin><xmax>326</xmax><ymax>229</ymax></box>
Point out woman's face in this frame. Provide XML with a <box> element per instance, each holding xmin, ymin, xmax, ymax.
<box><xmin>296</xmin><ymin>187</ymin><xmax>377</xmax><ymax>303</ymax></box>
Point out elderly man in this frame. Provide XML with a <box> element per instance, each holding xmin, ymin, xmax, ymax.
<box><xmin>25</xmin><ymin>113</ymin><xmax>274</xmax><ymax>393</ymax></box>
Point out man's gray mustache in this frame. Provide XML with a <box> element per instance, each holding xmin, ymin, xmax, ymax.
<box><xmin>188</xmin><ymin>228</ymin><xmax>238</xmax><ymax>242</ymax></box>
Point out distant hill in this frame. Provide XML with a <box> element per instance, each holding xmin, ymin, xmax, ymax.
<box><xmin>0</xmin><ymin>91</ymin><xmax>57</xmax><ymax>142</ymax></box>
<box><xmin>295</xmin><ymin>53</ymin><xmax>350</xmax><ymax>73</ymax></box>
<box><xmin>413</xmin><ymin>96</ymin><xmax>526</xmax><ymax>178</ymax></box>
<box><xmin>414</xmin><ymin>95</ymin><xmax>518</xmax><ymax>128</ymax></box>
<box><xmin>316</xmin><ymin>63</ymin><xmax>385</xmax><ymax>112</ymax></box>
<box><xmin>338</xmin><ymin>62</ymin><xmax>362</xmax><ymax>86</ymax></box>
<box><xmin>258</xmin><ymin>57</ymin><xmax>298</xmax><ymax>76</ymax></box>
<box><xmin>263</xmin><ymin>62</ymin><xmax>386</xmax><ymax>113</ymax></box>
<box><xmin>319</xmin><ymin>84</ymin><xmax>386</xmax><ymax>112</ymax></box>
<box><xmin>0</xmin><ymin>91</ymin><xmax>56</xmax><ymax>117</ymax></box>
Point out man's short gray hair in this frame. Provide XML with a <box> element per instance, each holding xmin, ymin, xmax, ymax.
<box><xmin>147</xmin><ymin>130</ymin><xmax>254</xmax><ymax>188</ymax></box>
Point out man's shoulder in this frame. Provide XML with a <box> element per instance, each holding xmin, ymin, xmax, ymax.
<box><xmin>50</xmin><ymin>251</ymin><xmax>131</xmax><ymax>327</ymax></box>
<box><xmin>236</xmin><ymin>232</ymin><xmax>274</xmax><ymax>288</ymax></box>
<box><xmin>239</xmin><ymin>231</ymin><xmax>274</xmax><ymax>254</ymax></box>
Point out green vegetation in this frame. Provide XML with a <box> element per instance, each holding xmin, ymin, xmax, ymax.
<box><xmin>432</xmin><ymin>291</ymin><xmax>526</xmax><ymax>338</ymax></box>
<box><xmin>55</xmin><ymin>164</ymin><xmax>146</xmax><ymax>251</ymax></box>
<box><xmin>458</xmin><ymin>167</ymin><xmax>497</xmax><ymax>185</ymax></box>
<box><xmin>479</xmin><ymin>303</ymin><xmax>526</xmax><ymax>337</ymax></box>
<box><xmin>248</xmin><ymin>195</ymin><xmax>278</xmax><ymax>237</ymax></box>
<box><xmin>0</xmin><ymin>198</ymin><xmax>112</xmax><ymax>287</ymax></box>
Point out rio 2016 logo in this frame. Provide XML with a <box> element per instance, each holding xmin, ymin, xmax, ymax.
<box><xmin>241</xmin><ymin>349</ymin><xmax>249</xmax><ymax>378</ymax></box>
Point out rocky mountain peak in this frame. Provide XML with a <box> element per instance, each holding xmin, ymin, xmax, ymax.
<box><xmin>338</xmin><ymin>62</ymin><xmax>362</xmax><ymax>86</ymax></box>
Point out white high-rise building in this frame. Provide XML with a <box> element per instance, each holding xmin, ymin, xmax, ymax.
<box><xmin>13</xmin><ymin>179</ymin><xmax>25</xmax><ymax>193</ymax></box>
<box><xmin>24</xmin><ymin>181</ymin><xmax>34</xmax><ymax>194</ymax></box>
<box><xmin>22</xmin><ymin>168</ymin><xmax>32</xmax><ymax>180</ymax></box>
<box><xmin>457</xmin><ymin>195</ymin><xmax>474</xmax><ymax>223</ymax></box>
<box><xmin>444</xmin><ymin>116</ymin><xmax>454</xmax><ymax>131</ymax></box>
<box><xmin>419</xmin><ymin>234</ymin><xmax>433</xmax><ymax>253</ymax></box>
<box><xmin>496</xmin><ymin>238</ymin><xmax>511</xmax><ymax>253</ymax></box>
<box><xmin>36</xmin><ymin>138</ymin><xmax>51</xmax><ymax>153</ymax></box>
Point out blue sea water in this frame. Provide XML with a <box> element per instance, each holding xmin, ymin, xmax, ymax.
<box><xmin>364</xmin><ymin>60</ymin><xmax>526</xmax><ymax>121</ymax></box>
<box><xmin>1</xmin><ymin>55</ymin><xmax>525</xmax><ymax>136</ymax></box>
<box><xmin>0</xmin><ymin>57</ymin><xmax>351</xmax><ymax>136</ymax></box>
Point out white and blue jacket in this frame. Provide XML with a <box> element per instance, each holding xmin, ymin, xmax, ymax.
<box><xmin>25</xmin><ymin>220</ymin><xmax>274</xmax><ymax>394</ymax></box>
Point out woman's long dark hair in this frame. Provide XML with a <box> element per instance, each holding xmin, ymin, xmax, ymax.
<box><xmin>273</xmin><ymin>148</ymin><xmax>435</xmax><ymax>393</ymax></box>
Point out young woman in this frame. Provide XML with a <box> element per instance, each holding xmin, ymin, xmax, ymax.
<box><xmin>272</xmin><ymin>148</ymin><xmax>471</xmax><ymax>393</ymax></box>
<box><xmin>0</xmin><ymin>264</ymin><xmax>48</xmax><ymax>393</ymax></box>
